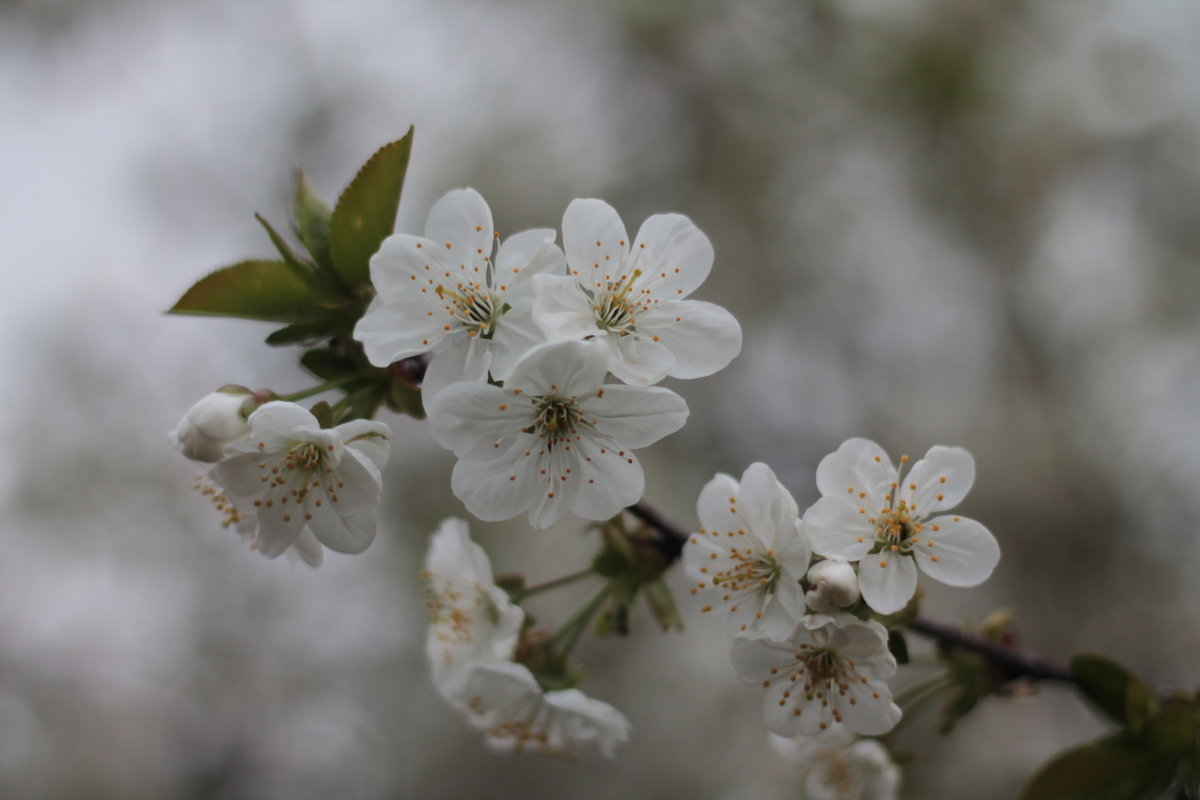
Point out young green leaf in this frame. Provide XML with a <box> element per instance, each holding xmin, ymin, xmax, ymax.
<box><xmin>293</xmin><ymin>169</ymin><xmax>334</xmax><ymax>271</ymax></box>
<box><xmin>329</xmin><ymin>128</ymin><xmax>414</xmax><ymax>288</ymax></box>
<box><xmin>264</xmin><ymin>319</ymin><xmax>344</xmax><ymax>347</ymax></box>
<box><xmin>1019</xmin><ymin>735</ymin><xmax>1178</xmax><ymax>800</ymax></box>
<box><xmin>1072</xmin><ymin>654</ymin><xmax>1157</xmax><ymax>731</ymax></box>
<box><xmin>168</xmin><ymin>260</ymin><xmax>333</xmax><ymax>323</ymax></box>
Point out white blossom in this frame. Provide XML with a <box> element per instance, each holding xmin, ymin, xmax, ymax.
<box><xmin>802</xmin><ymin>438</ymin><xmax>1000</xmax><ymax>614</ymax></box>
<box><xmin>730</xmin><ymin>614</ymin><xmax>901</xmax><ymax>737</ymax></box>
<box><xmin>421</xmin><ymin>518</ymin><xmax>524</xmax><ymax>697</ymax></box>
<box><xmin>210</xmin><ymin>402</ymin><xmax>390</xmax><ymax>558</ymax></box>
<box><xmin>353</xmin><ymin>188</ymin><xmax>566</xmax><ymax>401</ymax></box>
<box><xmin>427</xmin><ymin>339</ymin><xmax>688</xmax><ymax>529</ymax></box>
<box><xmin>172</xmin><ymin>386</ymin><xmax>258</xmax><ymax>463</ymax></box>
<box><xmin>533</xmin><ymin>198</ymin><xmax>741</xmax><ymax>385</ymax></box>
<box><xmin>193</xmin><ymin>475</ymin><xmax>325</xmax><ymax>567</ymax></box>
<box><xmin>682</xmin><ymin>462</ymin><xmax>811</xmax><ymax>639</ymax></box>
<box><xmin>453</xmin><ymin>660</ymin><xmax>630</xmax><ymax>759</ymax></box>
<box><xmin>805</xmin><ymin>559</ymin><xmax>861</xmax><ymax>614</ymax></box>
<box><xmin>769</xmin><ymin>727</ymin><xmax>901</xmax><ymax>800</ymax></box>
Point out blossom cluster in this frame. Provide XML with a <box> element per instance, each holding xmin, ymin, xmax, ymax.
<box><xmin>682</xmin><ymin>441</ymin><xmax>999</xmax><ymax>788</ymax></box>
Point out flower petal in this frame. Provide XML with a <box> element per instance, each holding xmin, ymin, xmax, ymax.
<box><xmin>531</xmin><ymin>274</ymin><xmax>597</xmax><ymax>339</ymax></box>
<box><xmin>637</xmin><ymin>300</ymin><xmax>742</xmax><ymax>379</ymax></box>
<box><xmin>338</xmin><ymin>419</ymin><xmax>392</xmax><ymax>470</ymax></box>
<box><xmin>898</xmin><ymin>445</ymin><xmax>975</xmax><ymax>516</ymax></box>
<box><xmin>803</xmin><ymin>496</ymin><xmax>875</xmax><ymax>561</ymax></box>
<box><xmin>450</xmin><ymin>441</ymin><xmax>545</xmax><ymax>522</ymax></box>
<box><xmin>736</xmin><ymin>463</ymin><xmax>801</xmax><ymax>549</ymax></box>
<box><xmin>420</xmin><ymin>331</ymin><xmax>493</xmax><ymax>403</ymax></box>
<box><xmin>571</xmin><ymin>438</ymin><xmax>645</xmax><ymax>519</ymax></box>
<box><xmin>629</xmin><ymin>213</ymin><xmax>714</xmax><ymax>300</ymax></box>
<box><xmin>246</xmin><ymin>402</ymin><xmax>321</xmax><ymax>444</ymax></box>
<box><xmin>913</xmin><ymin>515</ymin><xmax>999</xmax><ymax>587</ymax></box>
<box><xmin>488</xmin><ymin>299</ymin><xmax>548</xmax><ymax>381</ymax></box>
<box><xmin>496</xmin><ymin>229</ymin><xmax>565</xmax><ymax>297</ymax></box>
<box><xmin>368</xmin><ymin>233</ymin><xmax>452</xmax><ymax>301</ymax></box>
<box><xmin>815</xmin><ymin>438</ymin><xmax>896</xmax><ymax>512</ymax></box>
<box><xmin>504</xmin><ymin>339</ymin><xmax>609</xmax><ymax>398</ymax></box>
<box><xmin>427</xmin><ymin>382</ymin><xmax>531</xmax><ymax>460</ymax></box>
<box><xmin>605</xmin><ymin>334</ymin><xmax>676</xmax><ymax>386</ymax></box>
<box><xmin>527</xmin><ymin>445</ymin><xmax>581</xmax><ymax>528</ymax></box>
<box><xmin>562</xmin><ymin>199</ymin><xmax>629</xmax><ymax>282</ymax></box>
<box><xmin>353</xmin><ymin>296</ymin><xmax>447</xmax><ymax>365</ymax></box>
<box><xmin>423</xmin><ymin>188</ymin><xmax>494</xmax><ymax>276</ymax></box>
<box><xmin>857</xmin><ymin>552</ymin><xmax>918</xmax><ymax>615</ymax></box>
<box><xmin>582</xmin><ymin>385</ymin><xmax>688</xmax><ymax>448</ymax></box>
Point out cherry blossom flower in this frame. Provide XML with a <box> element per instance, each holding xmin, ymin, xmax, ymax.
<box><xmin>353</xmin><ymin>188</ymin><xmax>566</xmax><ymax>401</ymax></box>
<box><xmin>427</xmin><ymin>339</ymin><xmax>688</xmax><ymax>529</ymax></box>
<box><xmin>421</xmin><ymin>518</ymin><xmax>524</xmax><ymax>696</ymax></box>
<box><xmin>453</xmin><ymin>660</ymin><xmax>630</xmax><ymax>758</ymax></box>
<box><xmin>172</xmin><ymin>386</ymin><xmax>259</xmax><ymax>463</ymax></box>
<box><xmin>533</xmin><ymin>198</ymin><xmax>741</xmax><ymax>385</ymax></box>
<box><xmin>210</xmin><ymin>402</ymin><xmax>390</xmax><ymax>558</ymax></box>
<box><xmin>802</xmin><ymin>438</ymin><xmax>1000</xmax><ymax>614</ymax></box>
<box><xmin>682</xmin><ymin>462</ymin><xmax>811</xmax><ymax>639</ymax></box>
<box><xmin>770</xmin><ymin>727</ymin><xmax>901</xmax><ymax>800</ymax></box>
<box><xmin>730</xmin><ymin>614</ymin><xmax>900</xmax><ymax>737</ymax></box>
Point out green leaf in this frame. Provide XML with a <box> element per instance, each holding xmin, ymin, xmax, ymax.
<box><xmin>293</xmin><ymin>169</ymin><xmax>333</xmax><ymax>271</ymax></box>
<box><xmin>309</xmin><ymin>402</ymin><xmax>335</xmax><ymax>429</ymax></box>
<box><xmin>1020</xmin><ymin>735</ymin><xmax>1178</xmax><ymax>800</ymax></box>
<box><xmin>345</xmin><ymin>384</ymin><xmax>387</xmax><ymax>422</ymax></box>
<box><xmin>300</xmin><ymin>348</ymin><xmax>360</xmax><ymax>383</ymax></box>
<box><xmin>329</xmin><ymin>129</ymin><xmax>414</xmax><ymax>287</ymax></box>
<box><xmin>1147</xmin><ymin>703</ymin><xmax>1199</xmax><ymax>755</ymax></box>
<box><xmin>168</xmin><ymin>260</ymin><xmax>332</xmax><ymax>323</ymax></box>
<box><xmin>1072</xmin><ymin>654</ymin><xmax>1156</xmax><ymax>730</ymax></box>
<box><xmin>643</xmin><ymin>579</ymin><xmax>683</xmax><ymax>632</ymax></box>
<box><xmin>385</xmin><ymin>379</ymin><xmax>425</xmax><ymax>419</ymax></box>
<box><xmin>264</xmin><ymin>319</ymin><xmax>342</xmax><ymax>347</ymax></box>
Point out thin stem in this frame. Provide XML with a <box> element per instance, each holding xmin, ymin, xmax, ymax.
<box><xmin>549</xmin><ymin>585</ymin><xmax>610</xmax><ymax>658</ymax></box>
<box><xmin>274</xmin><ymin>374</ymin><xmax>366</xmax><ymax>402</ymax></box>
<box><xmin>626</xmin><ymin>500</ymin><xmax>688</xmax><ymax>559</ymax></box>
<box><xmin>905</xmin><ymin>617</ymin><xmax>1074</xmax><ymax>685</ymax></box>
<box><xmin>519</xmin><ymin>568</ymin><xmax>596</xmax><ymax>601</ymax></box>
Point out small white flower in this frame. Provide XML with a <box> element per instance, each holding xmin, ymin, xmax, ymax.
<box><xmin>730</xmin><ymin>614</ymin><xmax>901</xmax><ymax>737</ymax></box>
<box><xmin>193</xmin><ymin>476</ymin><xmax>325</xmax><ymax>567</ymax></box>
<box><xmin>802</xmin><ymin>438</ymin><xmax>1001</xmax><ymax>614</ymax></box>
<box><xmin>805</xmin><ymin>559</ymin><xmax>861</xmax><ymax>614</ymax></box>
<box><xmin>682</xmin><ymin>462</ymin><xmax>811</xmax><ymax>639</ymax></box>
<box><xmin>533</xmin><ymin>198</ymin><xmax>742</xmax><ymax>385</ymax></box>
<box><xmin>769</xmin><ymin>727</ymin><xmax>901</xmax><ymax>800</ymax></box>
<box><xmin>353</xmin><ymin>188</ymin><xmax>566</xmax><ymax>401</ymax></box>
<box><xmin>427</xmin><ymin>339</ymin><xmax>688</xmax><ymax>529</ymax></box>
<box><xmin>210</xmin><ymin>402</ymin><xmax>390</xmax><ymax>558</ymax></box>
<box><xmin>453</xmin><ymin>660</ymin><xmax>630</xmax><ymax>759</ymax></box>
<box><xmin>172</xmin><ymin>386</ymin><xmax>258</xmax><ymax>463</ymax></box>
<box><xmin>421</xmin><ymin>518</ymin><xmax>525</xmax><ymax>697</ymax></box>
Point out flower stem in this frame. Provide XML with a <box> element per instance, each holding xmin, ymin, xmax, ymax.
<box><xmin>274</xmin><ymin>374</ymin><xmax>368</xmax><ymax>402</ymax></box>
<box><xmin>519</xmin><ymin>568</ymin><xmax>596</xmax><ymax>601</ymax></box>
<box><xmin>548</xmin><ymin>585</ymin><xmax>610</xmax><ymax>658</ymax></box>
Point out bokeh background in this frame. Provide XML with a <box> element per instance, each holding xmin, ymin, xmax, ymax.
<box><xmin>3</xmin><ymin>0</ymin><xmax>1199</xmax><ymax>797</ymax></box>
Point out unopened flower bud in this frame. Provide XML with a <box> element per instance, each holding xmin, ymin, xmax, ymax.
<box><xmin>805</xmin><ymin>559</ymin><xmax>860</xmax><ymax>613</ymax></box>
<box><xmin>171</xmin><ymin>385</ymin><xmax>258</xmax><ymax>462</ymax></box>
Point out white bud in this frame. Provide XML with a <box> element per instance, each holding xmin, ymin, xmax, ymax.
<box><xmin>805</xmin><ymin>559</ymin><xmax>860</xmax><ymax>613</ymax></box>
<box><xmin>171</xmin><ymin>386</ymin><xmax>257</xmax><ymax>462</ymax></box>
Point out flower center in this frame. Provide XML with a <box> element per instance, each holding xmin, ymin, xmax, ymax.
<box><xmin>591</xmin><ymin>270</ymin><xmax>644</xmax><ymax>336</ymax></box>
<box><xmin>437</xmin><ymin>284</ymin><xmax>502</xmax><ymax>338</ymax></box>
<box><xmin>532</xmin><ymin>396</ymin><xmax>588</xmax><ymax>448</ymax></box>
<box><xmin>874</xmin><ymin>499</ymin><xmax>925</xmax><ymax>555</ymax></box>
<box><xmin>711</xmin><ymin>549</ymin><xmax>782</xmax><ymax>596</ymax></box>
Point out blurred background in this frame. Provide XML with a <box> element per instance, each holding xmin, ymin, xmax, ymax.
<box><xmin>2</xmin><ymin>0</ymin><xmax>1199</xmax><ymax>796</ymax></box>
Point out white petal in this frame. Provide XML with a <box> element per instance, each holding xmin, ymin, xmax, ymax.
<box><xmin>730</xmin><ymin>635</ymin><xmax>794</xmax><ymax>686</ymax></box>
<box><xmin>531</xmin><ymin>274</ymin><xmax>597</xmax><ymax>339</ymax></box>
<box><xmin>487</xmin><ymin>300</ymin><xmax>548</xmax><ymax>381</ymax></box>
<box><xmin>288</xmin><ymin>529</ymin><xmax>324</xmax><ymax>568</ymax></box>
<box><xmin>305</xmin><ymin>451</ymin><xmax>381</xmax><ymax>553</ymax></box>
<box><xmin>736</xmin><ymin>463</ymin><xmax>801</xmax><ymax>549</ymax></box>
<box><xmin>423</xmin><ymin>188</ymin><xmax>493</xmax><ymax>275</ymax></box>
<box><xmin>582</xmin><ymin>385</ymin><xmax>688</xmax><ymax>447</ymax></box>
<box><xmin>629</xmin><ymin>212</ymin><xmax>714</xmax><ymax>300</ymax></box>
<box><xmin>898</xmin><ymin>445</ymin><xmax>975</xmax><ymax>516</ymax></box>
<box><xmin>427</xmin><ymin>382</ymin><xmax>531</xmax><ymax>459</ymax></box>
<box><xmin>450</xmin><ymin>441</ymin><xmax>545</xmax><ymax>522</ymax></box>
<box><xmin>571</xmin><ymin>438</ymin><xmax>645</xmax><ymax>519</ymax></box>
<box><xmin>803</xmin><ymin>496</ymin><xmax>875</xmax><ymax>561</ymax></box>
<box><xmin>605</xmin><ymin>334</ymin><xmax>676</xmax><ymax>386</ymax></box>
<box><xmin>562</xmin><ymin>198</ymin><xmax>629</xmax><ymax>284</ymax></box>
<box><xmin>253</xmin><ymin>481</ymin><xmax>309</xmax><ymax>558</ymax></box>
<box><xmin>504</xmin><ymin>339</ymin><xmax>609</xmax><ymax>398</ymax></box>
<box><xmin>857</xmin><ymin>552</ymin><xmax>918</xmax><ymax>614</ymax></box>
<box><xmin>913</xmin><ymin>515</ymin><xmax>999</xmax><ymax>587</ymax></box>
<box><xmin>815</xmin><ymin>438</ymin><xmax>897</xmax><ymax>511</ymax></box>
<box><xmin>541</xmin><ymin>689</ymin><xmax>631</xmax><ymax>758</ymax></box>
<box><xmin>246</xmin><ymin>402</ymin><xmax>320</xmax><ymax>443</ymax></box>
<box><xmin>368</xmin><ymin>233</ymin><xmax>452</xmax><ymax>301</ymax></box>
<box><xmin>496</xmin><ymin>230</ymin><xmax>565</xmax><ymax>296</ymax></box>
<box><xmin>353</xmin><ymin>297</ymin><xmax>447</xmax><ymax>365</ymax></box>
<box><xmin>835</xmin><ymin>677</ymin><xmax>901</xmax><ymax>736</ymax></box>
<box><xmin>527</xmin><ymin>446</ymin><xmax>581</xmax><ymax>529</ymax></box>
<box><xmin>637</xmin><ymin>300</ymin><xmax>742</xmax><ymax>379</ymax></box>
<box><xmin>420</xmin><ymin>332</ymin><xmax>493</xmax><ymax>403</ymax></box>
<box><xmin>338</xmin><ymin>419</ymin><xmax>392</xmax><ymax>470</ymax></box>
<box><xmin>212</xmin><ymin>452</ymin><xmax>275</xmax><ymax>497</ymax></box>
